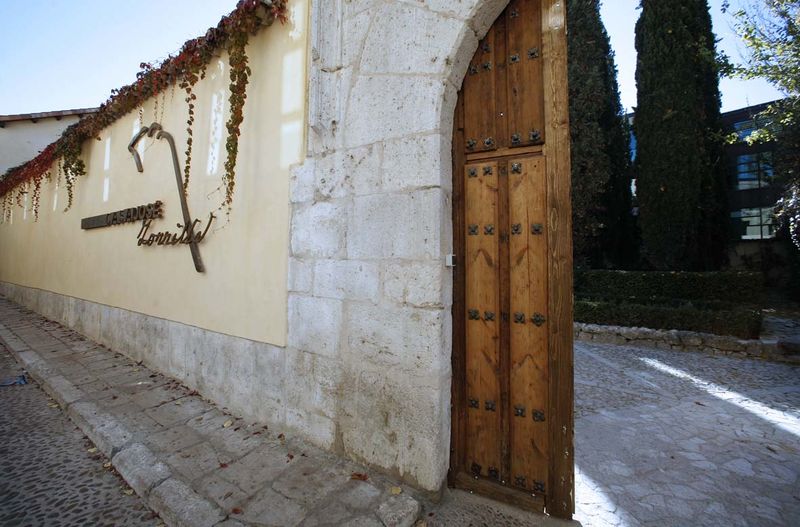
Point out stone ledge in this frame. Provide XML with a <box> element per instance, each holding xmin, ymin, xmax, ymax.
<box><xmin>574</xmin><ymin>323</ymin><xmax>798</xmax><ymax>364</ymax></box>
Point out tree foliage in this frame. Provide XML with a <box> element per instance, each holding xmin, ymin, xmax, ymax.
<box><xmin>725</xmin><ymin>0</ymin><xmax>800</xmax><ymax>249</ymax></box>
<box><xmin>635</xmin><ymin>0</ymin><xmax>728</xmax><ymax>270</ymax></box>
<box><xmin>567</xmin><ymin>0</ymin><xmax>635</xmax><ymax>268</ymax></box>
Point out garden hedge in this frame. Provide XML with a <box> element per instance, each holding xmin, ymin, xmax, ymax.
<box><xmin>574</xmin><ymin>299</ymin><xmax>762</xmax><ymax>339</ymax></box>
<box><xmin>574</xmin><ymin>270</ymin><xmax>764</xmax><ymax>305</ymax></box>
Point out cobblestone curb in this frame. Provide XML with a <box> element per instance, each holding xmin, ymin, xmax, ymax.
<box><xmin>0</xmin><ymin>306</ymin><xmax>424</xmax><ymax>527</ymax></box>
<box><xmin>0</xmin><ymin>326</ymin><xmax>224</xmax><ymax>526</ymax></box>
<box><xmin>573</xmin><ymin>323</ymin><xmax>799</xmax><ymax>363</ymax></box>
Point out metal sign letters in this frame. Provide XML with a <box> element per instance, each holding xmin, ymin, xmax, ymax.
<box><xmin>80</xmin><ymin>123</ymin><xmax>214</xmax><ymax>274</ymax></box>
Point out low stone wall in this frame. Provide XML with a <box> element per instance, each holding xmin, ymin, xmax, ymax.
<box><xmin>574</xmin><ymin>322</ymin><xmax>799</xmax><ymax>364</ymax></box>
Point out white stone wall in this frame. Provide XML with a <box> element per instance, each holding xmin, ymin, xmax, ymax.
<box><xmin>286</xmin><ymin>0</ymin><xmax>510</xmax><ymax>491</ymax></box>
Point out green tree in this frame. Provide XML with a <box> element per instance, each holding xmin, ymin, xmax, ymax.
<box><xmin>725</xmin><ymin>0</ymin><xmax>800</xmax><ymax>249</ymax></box>
<box><xmin>567</xmin><ymin>0</ymin><xmax>635</xmax><ymax>268</ymax></box>
<box><xmin>635</xmin><ymin>0</ymin><xmax>728</xmax><ymax>270</ymax></box>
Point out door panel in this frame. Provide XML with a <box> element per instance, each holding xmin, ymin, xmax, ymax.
<box><xmin>451</xmin><ymin>0</ymin><xmax>573</xmax><ymax>517</ymax></box>
<box><xmin>506</xmin><ymin>0</ymin><xmax>545</xmax><ymax>148</ymax></box>
<box><xmin>463</xmin><ymin>28</ymin><xmax>499</xmax><ymax>155</ymax></box>
<box><xmin>454</xmin><ymin>0</ymin><xmax>551</xmax><ymax>511</ymax></box>
<box><xmin>464</xmin><ymin>161</ymin><xmax>502</xmax><ymax>479</ymax></box>
<box><xmin>508</xmin><ymin>156</ymin><xmax>549</xmax><ymax>494</ymax></box>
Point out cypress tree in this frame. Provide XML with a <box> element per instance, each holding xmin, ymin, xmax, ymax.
<box><xmin>634</xmin><ymin>0</ymin><xmax>728</xmax><ymax>270</ymax></box>
<box><xmin>567</xmin><ymin>0</ymin><xmax>634</xmax><ymax>268</ymax></box>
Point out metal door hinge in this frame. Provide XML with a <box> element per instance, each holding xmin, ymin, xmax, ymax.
<box><xmin>445</xmin><ymin>254</ymin><xmax>456</xmax><ymax>268</ymax></box>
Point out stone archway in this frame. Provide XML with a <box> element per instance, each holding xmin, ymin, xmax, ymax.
<box><xmin>286</xmin><ymin>2</ymin><xmax>571</xmax><ymax>515</ymax></box>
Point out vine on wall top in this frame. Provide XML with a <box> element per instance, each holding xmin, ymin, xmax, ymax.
<box><xmin>0</xmin><ymin>0</ymin><xmax>288</xmax><ymax>219</ymax></box>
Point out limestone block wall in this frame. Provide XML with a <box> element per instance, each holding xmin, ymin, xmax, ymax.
<box><xmin>285</xmin><ymin>0</ymin><xmax>511</xmax><ymax>491</ymax></box>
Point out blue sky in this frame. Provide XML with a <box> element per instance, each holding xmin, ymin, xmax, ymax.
<box><xmin>601</xmin><ymin>0</ymin><xmax>783</xmax><ymax>112</ymax></box>
<box><xmin>0</xmin><ymin>0</ymin><xmax>785</xmax><ymax>116</ymax></box>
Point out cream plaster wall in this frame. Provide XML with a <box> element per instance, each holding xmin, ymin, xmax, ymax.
<box><xmin>0</xmin><ymin>0</ymin><xmax>308</xmax><ymax>346</ymax></box>
<box><xmin>0</xmin><ymin>116</ymin><xmax>82</xmax><ymax>173</ymax></box>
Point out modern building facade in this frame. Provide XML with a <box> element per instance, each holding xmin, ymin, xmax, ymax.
<box><xmin>722</xmin><ymin>101</ymin><xmax>791</xmax><ymax>277</ymax></box>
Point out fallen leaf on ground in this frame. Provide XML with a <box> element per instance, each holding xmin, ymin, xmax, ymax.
<box><xmin>174</xmin><ymin>400</ymin><xmax>183</xmax><ymax>406</ymax></box>
<box><xmin>278</xmin><ymin>433</ymin><xmax>285</xmax><ymax>440</ymax></box>
<box><xmin>103</xmin><ymin>462</ymin><xmax>112</xmax><ymax>469</ymax></box>
<box><xmin>232</xmin><ymin>508</ymin><xmax>243</xmax><ymax>515</ymax></box>
<box><xmin>123</xmin><ymin>489</ymin><xmax>134</xmax><ymax>496</ymax></box>
<box><xmin>223</xmin><ymin>420</ymin><xmax>233</xmax><ymax>428</ymax></box>
<box><xmin>287</xmin><ymin>453</ymin><xmax>294</xmax><ymax>460</ymax></box>
<box><xmin>351</xmin><ymin>472</ymin><xmax>369</xmax><ymax>481</ymax></box>
<box><xmin>219</xmin><ymin>463</ymin><xmax>229</xmax><ymax>469</ymax></box>
<box><xmin>87</xmin><ymin>447</ymin><xmax>97</xmax><ymax>453</ymax></box>
<box><xmin>48</xmin><ymin>403</ymin><xmax>59</xmax><ymax>408</ymax></box>
<box><xmin>390</xmin><ymin>486</ymin><xmax>402</xmax><ymax>495</ymax></box>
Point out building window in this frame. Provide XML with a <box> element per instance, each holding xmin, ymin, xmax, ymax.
<box><xmin>733</xmin><ymin>117</ymin><xmax>769</xmax><ymax>142</ymax></box>
<box><xmin>735</xmin><ymin>151</ymin><xmax>774</xmax><ymax>190</ymax></box>
<box><xmin>731</xmin><ymin>207</ymin><xmax>777</xmax><ymax>240</ymax></box>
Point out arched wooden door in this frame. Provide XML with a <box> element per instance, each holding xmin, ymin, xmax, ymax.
<box><xmin>450</xmin><ymin>0</ymin><xmax>574</xmax><ymax>519</ymax></box>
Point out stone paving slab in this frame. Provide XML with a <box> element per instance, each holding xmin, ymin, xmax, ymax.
<box><xmin>574</xmin><ymin>341</ymin><xmax>800</xmax><ymax>526</ymax></box>
<box><xmin>0</xmin><ymin>298</ymin><xmax>429</xmax><ymax>527</ymax></box>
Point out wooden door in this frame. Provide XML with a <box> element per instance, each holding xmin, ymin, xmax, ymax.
<box><xmin>450</xmin><ymin>0</ymin><xmax>574</xmax><ymax>519</ymax></box>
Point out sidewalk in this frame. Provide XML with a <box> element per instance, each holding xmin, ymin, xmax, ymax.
<box><xmin>0</xmin><ymin>297</ymin><xmax>573</xmax><ymax>527</ymax></box>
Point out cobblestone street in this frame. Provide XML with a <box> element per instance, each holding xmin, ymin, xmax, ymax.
<box><xmin>574</xmin><ymin>341</ymin><xmax>800</xmax><ymax>526</ymax></box>
<box><xmin>0</xmin><ymin>346</ymin><xmax>156</xmax><ymax>526</ymax></box>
